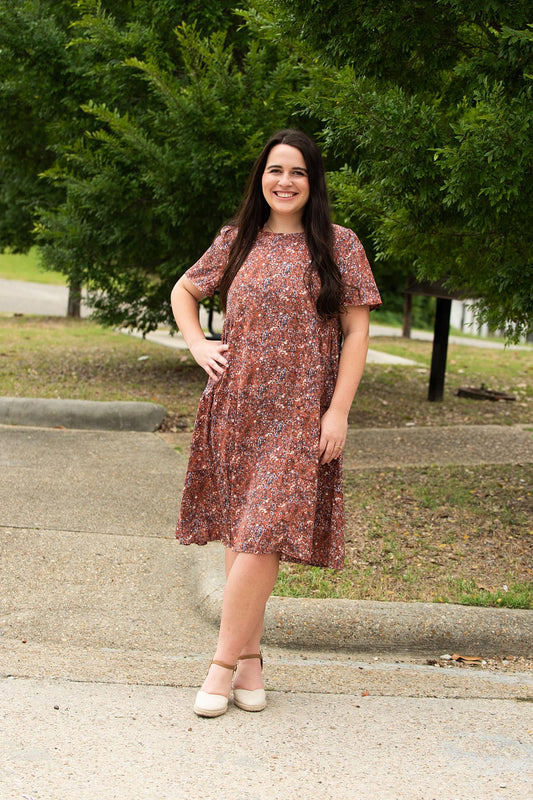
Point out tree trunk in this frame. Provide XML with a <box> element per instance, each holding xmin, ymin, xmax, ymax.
<box><xmin>67</xmin><ymin>280</ymin><xmax>81</xmax><ymax>318</ymax></box>
<box><xmin>402</xmin><ymin>292</ymin><xmax>412</xmax><ymax>338</ymax></box>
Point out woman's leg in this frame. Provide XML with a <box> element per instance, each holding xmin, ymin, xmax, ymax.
<box><xmin>201</xmin><ymin>550</ymin><xmax>279</xmax><ymax>696</ymax></box>
<box><xmin>225</xmin><ymin>549</ymin><xmax>266</xmax><ymax>655</ymax></box>
<box><xmin>225</xmin><ymin>549</ymin><xmax>270</xmax><ymax>691</ymax></box>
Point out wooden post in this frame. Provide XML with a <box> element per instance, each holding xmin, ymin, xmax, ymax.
<box><xmin>428</xmin><ymin>297</ymin><xmax>452</xmax><ymax>402</ymax></box>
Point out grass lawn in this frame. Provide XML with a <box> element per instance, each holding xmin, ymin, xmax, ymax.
<box><xmin>276</xmin><ymin>463</ymin><xmax>532</xmax><ymax>608</ymax></box>
<box><xmin>1</xmin><ymin>314</ymin><xmax>532</xmax><ymax>607</ymax></box>
<box><xmin>0</xmin><ymin>249</ymin><xmax>66</xmax><ymax>285</ymax></box>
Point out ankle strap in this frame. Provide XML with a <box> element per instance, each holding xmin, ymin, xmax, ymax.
<box><xmin>211</xmin><ymin>659</ymin><xmax>237</xmax><ymax>672</ymax></box>
<box><xmin>238</xmin><ymin>652</ymin><xmax>263</xmax><ymax>669</ymax></box>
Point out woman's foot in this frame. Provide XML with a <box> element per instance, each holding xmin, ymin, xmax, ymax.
<box><xmin>233</xmin><ymin>653</ymin><xmax>264</xmax><ymax>692</ymax></box>
<box><xmin>200</xmin><ymin>661</ymin><xmax>235</xmax><ymax>696</ymax></box>
<box><xmin>194</xmin><ymin>660</ymin><xmax>236</xmax><ymax>718</ymax></box>
<box><xmin>233</xmin><ymin>653</ymin><xmax>266</xmax><ymax>712</ymax></box>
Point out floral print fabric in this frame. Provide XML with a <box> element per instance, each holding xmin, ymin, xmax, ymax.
<box><xmin>176</xmin><ymin>225</ymin><xmax>381</xmax><ymax>568</ymax></box>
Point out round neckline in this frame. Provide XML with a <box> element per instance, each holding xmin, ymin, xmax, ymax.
<box><xmin>260</xmin><ymin>228</ymin><xmax>305</xmax><ymax>237</ymax></box>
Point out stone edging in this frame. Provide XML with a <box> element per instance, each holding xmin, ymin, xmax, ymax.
<box><xmin>0</xmin><ymin>397</ymin><xmax>166</xmax><ymax>431</ymax></box>
<box><xmin>193</xmin><ymin>544</ymin><xmax>533</xmax><ymax>656</ymax></box>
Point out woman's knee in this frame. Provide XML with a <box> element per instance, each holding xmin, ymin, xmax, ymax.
<box><xmin>231</xmin><ymin>550</ymin><xmax>280</xmax><ymax>578</ymax></box>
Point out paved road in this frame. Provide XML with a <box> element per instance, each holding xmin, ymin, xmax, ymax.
<box><xmin>0</xmin><ymin>277</ymin><xmax>92</xmax><ymax>317</ymax></box>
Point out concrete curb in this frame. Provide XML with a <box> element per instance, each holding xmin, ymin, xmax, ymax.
<box><xmin>0</xmin><ymin>397</ymin><xmax>166</xmax><ymax>431</ymax></box>
<box><xmin>193</xmin><ymin>544</ymin><xmax>533</xmax><ymax>656</ymax></box>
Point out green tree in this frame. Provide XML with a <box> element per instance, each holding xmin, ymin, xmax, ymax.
<box><xmin>0</xmin><ymin>0</ymin><xmax>301</xmax><ymax>329</ymax></box>
<box><xmin>0</xmin><ymin>0</ymin><xmax>255</xmax><ymax>252</ymax></box>
<box><xmin>0</xmin><ymin>0</ymin><xmax>70</xmax><ymax>250</ymax></box>
<box><xmin>257</xmin><ymin>0</ymin><xmax>533</xmax><ymax>339</ymax></box>
<box><xmin>0</xmin><ymin>0</ymin><xmax>141</xmax><ymax>251</ymax></box>
<box><xmin>35</xmin><ymin>8</ymin><xmax>301</xmax><ymax>331</ymax></box>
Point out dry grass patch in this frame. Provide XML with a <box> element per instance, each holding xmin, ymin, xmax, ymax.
<box><xmin>275</xmin><ymin>464</ymin><xmax>533</xmax><ymax>607</ymax></box>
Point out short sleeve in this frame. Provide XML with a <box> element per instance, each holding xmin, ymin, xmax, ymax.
<box><xmin>333</xmin><ymin>225</ymin><xmax>382</xmax><ymax>310</ymax></box>
<box><xmin>184</xmin><ymin>226</ymin><xmax>236</xmax><ymax>298</ymax></box>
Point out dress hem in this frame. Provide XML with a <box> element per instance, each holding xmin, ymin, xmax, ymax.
<box><xmin>176</xmin><ymin>536</ymin><xmax>344</xmax><ymax>570</ymax></box>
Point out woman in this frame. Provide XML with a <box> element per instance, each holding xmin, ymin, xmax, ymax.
<box><xmin>171</xmin><ymin>129</ymin><xmax>381</xmax><ymax>717</ymax></box>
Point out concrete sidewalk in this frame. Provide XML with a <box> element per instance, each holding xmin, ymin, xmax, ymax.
<box><xmin>1</xmin><ymin>423</ymin><xmax>532</xmax><ymax>799</ymax></box>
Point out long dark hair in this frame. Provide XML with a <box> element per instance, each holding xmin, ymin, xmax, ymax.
<box><xmin>218</xmin><ymin>129</ymin><xmax>344</xmax><ymax>319</ymax></box>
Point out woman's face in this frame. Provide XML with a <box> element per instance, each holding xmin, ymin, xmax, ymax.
<box><xmin>261</xmin><ymin>144</ymin><xmax>310</xmax><ymax>222</ymax></box>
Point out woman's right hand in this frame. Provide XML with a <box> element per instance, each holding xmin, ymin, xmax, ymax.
<box><xmin>189</xmin><ymin>339</ymin><xmax>229</xmax><ymax>382</ymax></box>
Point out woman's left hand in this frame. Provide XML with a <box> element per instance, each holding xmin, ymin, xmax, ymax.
<box><xmin>319</xmin><ymin>406</ymin><xmax>348</xmax><ymax>465</ymax></box>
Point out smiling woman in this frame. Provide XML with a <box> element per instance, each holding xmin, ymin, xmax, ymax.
<box><xmin>261</xmin><ymin>144</ymin><xmax>309</xmax><ymax>229</ymax></box>
<box><xmin>169</xmin><ymin>128</ymin><xmax>381</xmax><ymax>718</ymax></box>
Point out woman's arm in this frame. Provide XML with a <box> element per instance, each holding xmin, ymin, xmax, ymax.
<box><xmin>319</xmin><ymin>304</ymin><xmax>370</xmax><ymax>465</ymax></box>
<box><xmin>170</xmin><ymin>276</ymin><xmax>229</xmax><ymax>382</ymax></box>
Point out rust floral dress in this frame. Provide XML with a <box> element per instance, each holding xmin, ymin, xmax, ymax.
<box><xmin>176</xmin><ymin>225</ymin><xmax>381</xmax><ymax>568</ymax></box>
